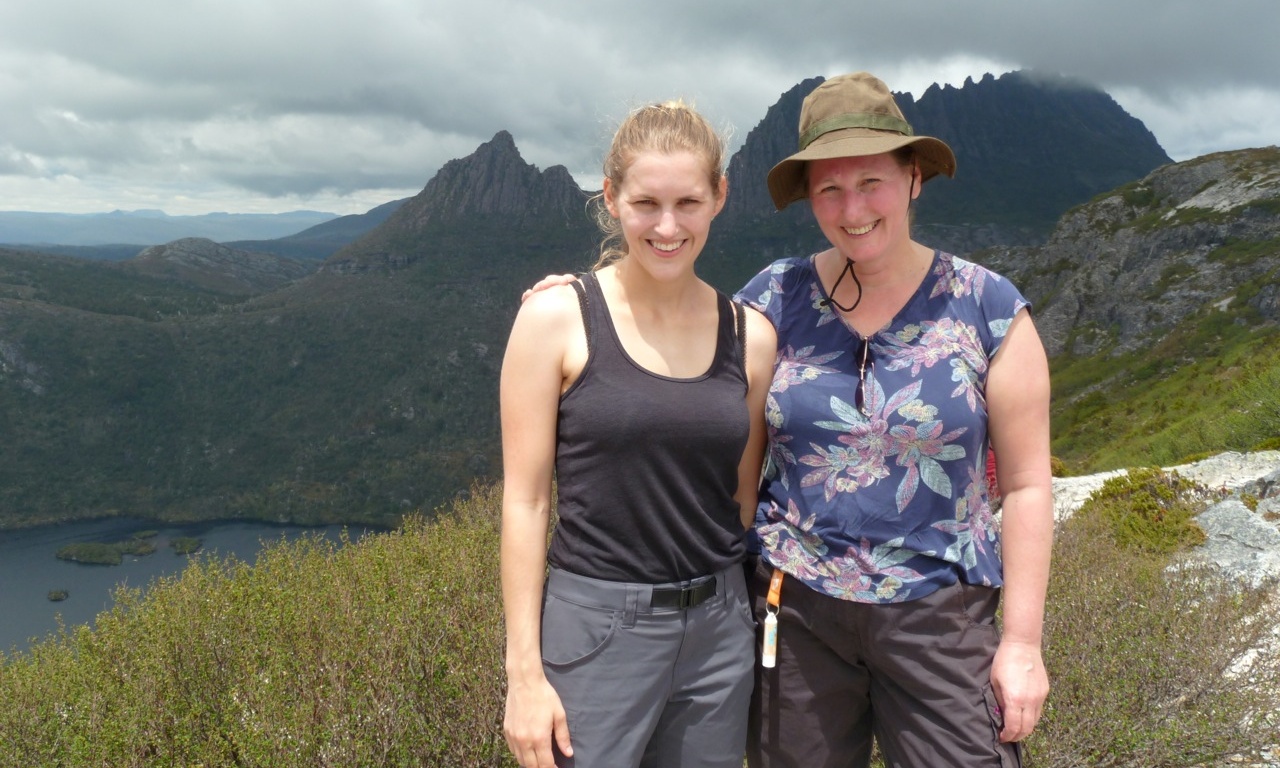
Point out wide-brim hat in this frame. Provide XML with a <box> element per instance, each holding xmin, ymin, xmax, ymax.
<box><xmin>766</xmin><ymin>72</ymin><xmax>957</xmax><ymax>210</ymax></box>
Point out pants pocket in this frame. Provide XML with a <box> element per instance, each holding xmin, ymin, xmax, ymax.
<box><xmin>540</xmin><ymin>593</ymin><xmax>621</xmax><ymax>668</ymax></box>
<box><xmin>982</xmin><ymin>683</ymin><xmax>1024</xmax><ymax>768</ymax></box>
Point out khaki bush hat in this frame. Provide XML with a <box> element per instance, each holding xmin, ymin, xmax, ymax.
<box><xmin>766</xmin><ymin>72</ymin><xmax>957</xmax><ymax>210</ymax></box>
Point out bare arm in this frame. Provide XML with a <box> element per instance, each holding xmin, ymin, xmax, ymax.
<box><xmin>985</xmin><ymin>308</ymin><xmax>1054</xmax><ymax>743</ymax></box>
<box><xmin>734</xmin><ymin>307</ymin><xmax>777</xmax><ymax>528</ymax></box>
<box><xmin>500</xmin><ymin>287</ymin><xmax>581</xmax><ymax>767</ymax></box>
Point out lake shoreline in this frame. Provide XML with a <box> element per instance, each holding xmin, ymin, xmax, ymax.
<box><xmin>0</xmin><ymin>516</ymin><xmax>383</xmax><ymax>656</ymax></box>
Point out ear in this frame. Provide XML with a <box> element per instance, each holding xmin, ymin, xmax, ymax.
<box><xmin>909</xmin><ymin>163</ymin><xmax>923</xmax><ymax>201</ymax></box>
<box><xmin>713</xmin><ymin>175</ymin><xmax>728</xmax><ymax>216</ymax></box>
<box><xmin>603</xmin><ymin>178</ymin><xmax>619</xmax><ymax>217</ymax></box>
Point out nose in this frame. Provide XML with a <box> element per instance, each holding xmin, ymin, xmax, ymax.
<box><xmin>655</xmin><ymin>208</ymin><xmax>679</xmax><ymax>237</ymax></box>
<box><xmin>842</xmin><ymin>190</ymin><xmax>868</xmax><ymax>219</ymax></box>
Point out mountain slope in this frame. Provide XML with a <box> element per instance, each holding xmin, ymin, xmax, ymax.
<box><xmin>226</xmin><ymin>198</ymin><xmax>411</xmax><ymax>262</ymax></box>
<box><xmin>980</xmin><ymin>146</ymin><xmax>1280</xmax><ymax>470</ymax></box>
<box><xmin>127</xmin><ymin>238</ymin><xmax>315</xmax><ymax>295</ymax></box>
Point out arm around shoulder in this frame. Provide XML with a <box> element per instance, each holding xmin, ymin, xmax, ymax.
<box><xmin>734</xmin><ymin>306</ymin><xmax>777</xmax><ymax>528</ymax></box>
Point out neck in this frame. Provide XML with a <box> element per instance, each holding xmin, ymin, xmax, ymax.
<box><xmin>606</xmin><ymin>259</ymin><xmax>702</xmax><ymax>312</ymax></box>
<box><xmin>834</xmin><ymin>240</ymin><xmax>931</xmax><ymax>289</ymax></box>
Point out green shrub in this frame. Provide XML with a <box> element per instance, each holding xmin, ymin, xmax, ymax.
<box><xmin>1254</xmin><ymin>436</ymin><xmax>1280</xmax><ymax>452</ymax></box>
<box><xmin>1086</xmin><ymin>468</ymin><xmax>1208</xmax><ymax>555</ymax></box>
<box><xmin>1025</xmin><ymin>469</ymin><xmax>1280</xmax><ymax>767</ymax></box>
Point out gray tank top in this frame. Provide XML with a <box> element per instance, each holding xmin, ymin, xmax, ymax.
<box><xmin>548</xmin><ymin>272</ymin><xmax>749</xmax><ymax>582</ymax></box>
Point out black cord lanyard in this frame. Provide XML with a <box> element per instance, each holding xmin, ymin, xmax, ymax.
<box><xmin>820</xmin><ymin>258</ymin><xmax>863</xmax><ymax>313</ymax></box>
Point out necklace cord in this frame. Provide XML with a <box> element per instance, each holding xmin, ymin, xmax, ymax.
<box><xmin>819</xmin><ymin>258</ymin><xmax>863</xmax><ymax>313</ymax></box>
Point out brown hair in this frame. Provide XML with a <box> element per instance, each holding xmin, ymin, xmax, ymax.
<box><xmin>590</xmin><ymin>101</ymin><xmax>726</xmax><ymax>271</ymax></box>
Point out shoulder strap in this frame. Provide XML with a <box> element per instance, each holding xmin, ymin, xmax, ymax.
<box><xmin>733</xmin><ymin>299</ymin><xmax>747</xmax><ymax>370</ymax></box>
<box><xmin>571</xmin><ymin>273</ymin><xmax>593</xmax><ymax>356</ymax></box>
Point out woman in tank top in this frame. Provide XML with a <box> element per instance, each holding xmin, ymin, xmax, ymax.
<box><xmin>521</xmin><ymin>73</ymin><xmax>1053</xmax><ymax>768</ymax></box>
<box><xmin>499</xmin><ymin>101</ymin><xmax>776</xmax><ymax>768</ymax></box>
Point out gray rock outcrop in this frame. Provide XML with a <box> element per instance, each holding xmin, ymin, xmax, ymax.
<box><xmin>1053</xmin><ymin>451</ymin><xmax>1280</xmax><ymax>584</ymax></box>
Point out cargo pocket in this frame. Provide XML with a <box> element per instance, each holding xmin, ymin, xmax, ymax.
<box><xmin>540</xmin><ymin>593</ymin><xmax>621</xmax><ymax>669</ymax></box>
<box><xmin>982</xmin><ymin>683</ymin><xmax>1024</xmax><ymax>767</ymax></box>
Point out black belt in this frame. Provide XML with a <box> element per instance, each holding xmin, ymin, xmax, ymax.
<box><xmin>650</xmin><ymin>577</ymin><xmax>717</xmax><ymax>609</ymax></box>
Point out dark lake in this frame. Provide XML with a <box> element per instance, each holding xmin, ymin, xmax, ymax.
<box><xmin>0</xmin><ymin>517</ymin><xmax>379</xmax><ymax>656</ymax></box>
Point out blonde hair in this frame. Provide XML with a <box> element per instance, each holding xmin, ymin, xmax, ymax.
<box><xmin>590</xmin><ymin>100</ymin><xmax>726</xmax><ymax>271</ymax></box>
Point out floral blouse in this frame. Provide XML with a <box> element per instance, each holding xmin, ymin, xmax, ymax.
<box><xmin>735</xmin><ymin>251</ymin><xmax>1030</xmax><ymax>604</ymax></box>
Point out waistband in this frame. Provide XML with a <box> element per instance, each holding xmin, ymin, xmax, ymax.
<box><xmin>546</xmin><ymin>565</ymin><xmax>732</xmax><ymax>615</ymax></box>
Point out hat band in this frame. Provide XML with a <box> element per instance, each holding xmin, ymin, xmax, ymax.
<box><xmin>798</xmin><ymin>112</ymin><xmax>913</xmax><ymax>150</ymax></box>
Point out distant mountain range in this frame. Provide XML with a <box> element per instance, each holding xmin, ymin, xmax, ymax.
<box><xmin>0</xmin><ymin>209</ymin><xmax>342</xmax><ymax>249</ymax></box>
<box><xmin>6</xmin><ymin>70</ymin><xmax>1271</xmax><ymax>531</ymax></box>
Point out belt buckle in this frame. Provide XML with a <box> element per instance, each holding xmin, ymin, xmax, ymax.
<box><xmin>653</xmin><ymin>576</ymin><xmax>714</xmax><ymax>610</ymax></box>
<box><xmin>682</xmin><ymin>578</ymin><xmax>713</xmax><ymax>608</ymax></box>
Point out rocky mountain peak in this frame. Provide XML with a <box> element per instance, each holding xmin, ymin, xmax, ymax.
<box><xmin>324</xmin><ymin>131</ymin><xmax>590</xmax><ymax>272</ymax></box>
<box><xmin>722</xmin><ymin>76</ymin><xmax>823</xmax><ymax>219</ymax></box>
<box><xmin>719</xmin><ymin>70</ymin><xmax>1171</xmax><ymax>255</ymax></box>
<box><xmin>400</xmin><ymin>130</ymin><xmax>586</xmax><ymax>223</ymax></box>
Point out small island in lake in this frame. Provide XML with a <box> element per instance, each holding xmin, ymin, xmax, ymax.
<box><xmin>170</xmin><ymin>537</ymin><xmax>203</xmax><ymax>555</ymax></box>
<box><xmin>56</xmin><ymin>532</ymin><xmax>160</xmax><ymax>565</ymax></box>
<box><xmin>54</xmin><ymin>530</ymin><xmax>205</xmax><ymax>564</ymax></box>
<box><xmin>47</xmin><ymin>590</ymin><xmax>69</xmax><ymax>602</ymax></box>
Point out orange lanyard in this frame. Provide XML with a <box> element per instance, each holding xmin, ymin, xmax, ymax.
<box><xmin>761</xmin><ymin>569</ymin><xmax>783</xmax><ymax>668</ymax></box>
<box><xmin>766</xmin><ymin>568</ymin><xmax>784</xmax><ymax>610</ymax></box>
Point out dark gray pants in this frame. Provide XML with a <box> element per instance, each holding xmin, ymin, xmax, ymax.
<box><xmin>542</xmin><ymin>565</ymin><xmax>756</xmax><ymax>768</ymax></box>
<box><xmin>748</xmin><ymin>560</ymin><xmax>1021</xmax><ymax>768</ymax></box>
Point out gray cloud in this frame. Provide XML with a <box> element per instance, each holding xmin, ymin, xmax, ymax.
<box><xmin>0</xmin><ymin>0</ymin><xmax>1276</xmax><ymax>214</ymax></box>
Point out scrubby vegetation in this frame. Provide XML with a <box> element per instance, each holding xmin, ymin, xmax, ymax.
<box><xmin>1029</xmin><ymin>469</ymin><xmax>1280</xmax><ymax>767</ymax></box>
<box><xmin>2</xmin><ymin>474</ymin><xmax>1278</xmax><ymax>767</ymax></box>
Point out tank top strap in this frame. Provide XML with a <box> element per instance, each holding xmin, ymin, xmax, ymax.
<box><xmin>571</xmin><ymin>273</ymin><xmax>596</xmax><ymax>358</ymax></box>
<box><xmin>713</xmin><ymin>290</ymin><xmax>748</xmax><ymax>386</ymax></box>
<box><xmin>578</xmin><ymin>273</ymin><xmax>744</xmax><ymax>385</ymax></box>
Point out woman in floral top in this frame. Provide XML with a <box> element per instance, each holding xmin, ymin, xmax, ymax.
<box><xmin>738</xmin><ymin>73</ymin><xmax>1052</xmax><ymax>767</ymax></box>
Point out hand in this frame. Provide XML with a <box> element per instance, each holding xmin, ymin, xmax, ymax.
<box><xmin>504</xmin><ymin>676</ymin><xmax>573</xmax><ymax>767</ymax></box>
<box><xmin>990</xmin><ymin>638</ymin><xmax>1049</xmax><ymax>743</ymax></box>
<box><xmin>521</xmin><ymin>273</ymin><xmax>578</xmax><ymax>303</ymax></box>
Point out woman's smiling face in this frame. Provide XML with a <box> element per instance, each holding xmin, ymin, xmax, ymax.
<box><xmin>604</xmin><ymin>149</ymin><xmax>725</xmax><ymax>280</ymax></box>
<box><xmin>806</xmin><ymin>151</ymin><xmax>920</xmax><ymax>266</ymax></box>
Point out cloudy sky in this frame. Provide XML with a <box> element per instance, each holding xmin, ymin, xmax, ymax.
<box><xmin>3</xmin><ymin>0</ymin><xmax>1278</xmax><ymax>216</ymax></box>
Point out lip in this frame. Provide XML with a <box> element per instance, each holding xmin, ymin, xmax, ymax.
<box><xmin>842</xmin><ymin>221</ymin><xmax>878</xmax><ymax>237</ymax></box>
<box><xmin>648</xmin><ymin>239</ymin><xmax>687</xmax><ymax>256</ymax></box>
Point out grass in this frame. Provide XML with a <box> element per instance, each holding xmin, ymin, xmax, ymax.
<box><xmin>1049</xmin><ymin>315</ymin><xmax>1280</xmax><ymax>474</ymax></box>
